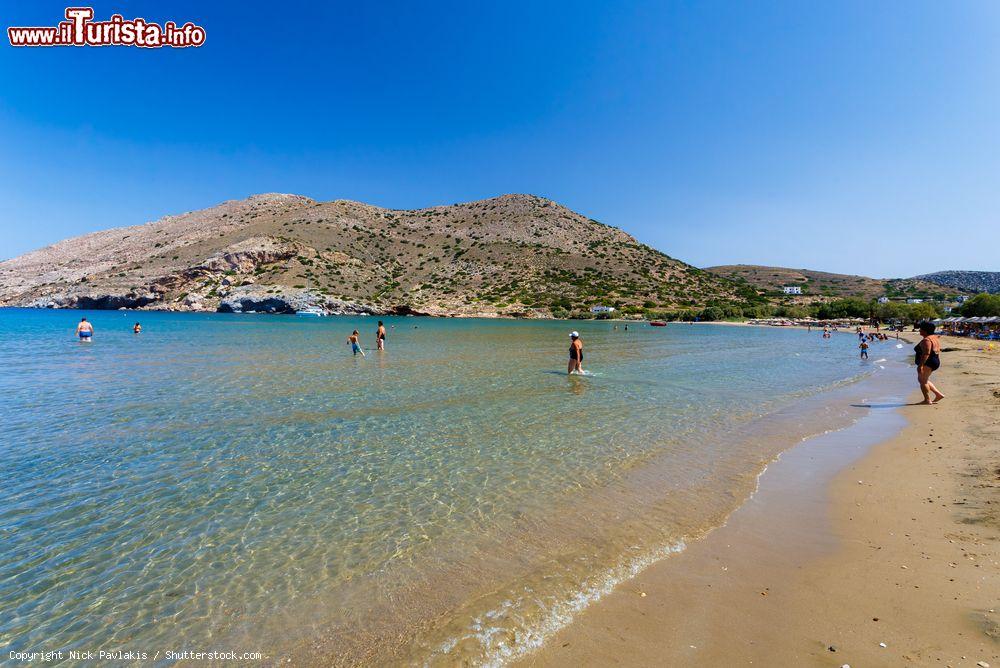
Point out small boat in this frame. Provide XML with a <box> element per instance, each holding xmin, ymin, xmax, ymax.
<box><xmin>295</xmin><ymin>308</ymin><xmax>325</xmax><ymax>317</ymax></box>
<box><xmin>649</xmin><ymin>320</ymin><xmax>667</xmax><ymax>327</ymax></box>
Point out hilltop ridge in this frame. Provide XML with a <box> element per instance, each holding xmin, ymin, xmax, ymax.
<box><xmin>705</xmin><ymin>264</ymin><xmax>974</xmax><ymax>301</ymax></box>
<box><xmin>913</xmin><ymin>270</ymin><xmax>1000</xmax><ymax>294</ymax></box>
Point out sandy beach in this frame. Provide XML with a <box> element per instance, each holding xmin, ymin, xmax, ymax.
<box><xmin>520</xmin><ymin>335</ymin><xmax>1000</xmax><ymax>667</ymax></box>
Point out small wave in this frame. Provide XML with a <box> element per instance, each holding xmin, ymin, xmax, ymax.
<box><xmin>427</xmin><ymin>540</ymin><xmax>687</xmax><ymax>667</ymax></box>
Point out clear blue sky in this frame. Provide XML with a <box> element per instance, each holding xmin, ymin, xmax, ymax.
<box><xmin>1</xmin><ymin>1</ymin><xmax>998</xmax><ymax>276</ymax></box>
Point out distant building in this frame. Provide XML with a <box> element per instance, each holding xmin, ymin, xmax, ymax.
<box><xmin>943</xmin><ymin>306</ymin><xmax>953</xmax><ymax>313</ymax></box>
<box><xmin>782</xmin><ymin>286</ymin><xmax>802</xmax><ymax>295</ymax></box>
<box><xmin>956</xmin><ymin>295</ymin><xmax>969</xmax><ymax>303</ymax></box>
<box><xmin>906</xmin><ymin>298</ymin><xmax>924</xmax><ymax>304</ymax></box>
<box><xmin>590</xmin><ymin>305</ymin><xmax>616</xmax><ymax>314</ymax></box>
<box><xmin>877</xmin><ymin>296</ymin><xmax>890</xmax><ymax>304</ymax></box>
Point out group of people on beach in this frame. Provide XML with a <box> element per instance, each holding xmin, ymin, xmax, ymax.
<box><xmin>847</xmin><ymin>322</ymin><xmax>945</xmax><ymax>405</ymax></box>
<box><xmin>856</xmin><ymin>328</ymin><xmax>892</xmax><ymax>359</ymax></box>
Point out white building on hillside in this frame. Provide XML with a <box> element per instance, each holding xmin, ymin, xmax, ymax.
<box><xmin>782</xmin><ymin>286</ymin><xmax>802</xmax><ymax>295</ymax></box>
<box><xmin>907</xmin><ymin>298</ymin><xmax>924</xmax><ymax>304</ymax></box>
<box><xmin>590</xmin><ymin>305</ymin><xmax>616</xmax><ymax>314</ymax></box>
<box><xmin>877</xmin><ymin>296</ymin><xmax>890</xmax><ymax>304</ymax></box>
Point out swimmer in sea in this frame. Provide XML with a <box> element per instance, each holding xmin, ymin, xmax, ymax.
<box><xmin>568</xmin><ymin>331</ymin><xmax>583</xmax><ymax>375</ymax></box>
<box><xmin>76</xmin><ymin>317</ymin><xmax>94</xmax><ymax>342</ymax></box>
<box><xmin>859</xmin><ymin>339</ymin><xmax>869</xmax><ymax>359</ymax></box>
<box><xmin>348</xmin><ymin>330</ymin><xmax>365</xmax><ymax>357</ymax></box>
<box><xmin>376</xmin><ymin>321</ymin><xmax>386</xmax><ymax>351</ymax></box>
<box><xmin>133</xmin><ymin>322</ymin><xmax>142</xmax><ymax>334</ymax></box>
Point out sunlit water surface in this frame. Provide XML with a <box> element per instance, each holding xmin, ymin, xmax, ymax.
<box><xmin>0</xmin><ymin>310</ymin><xmax>910</xmax><ymax>664</ymax></box>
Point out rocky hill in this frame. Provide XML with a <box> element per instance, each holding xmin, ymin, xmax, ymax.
<box><xmin>0</xmin><ymin>193</ymin><xmax>746</xmax><ymax>317</ymax></box>
<box><xmin>705</xmin><ymin>264</ymin><xmax>972</xmax><ymax>301</ymax></box>
<box><xmin>912</xmin><ymin>270</ymin><xmax>1000</xmax><ymax>294</ymax></box>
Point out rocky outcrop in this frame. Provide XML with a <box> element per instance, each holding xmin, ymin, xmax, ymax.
<box><xmin>26</xmin><ymin>293</ymin><xmax>159</xmax><ymax>310</ymax></box>
<box><xmin>149</xmin><ymin>237</ymin><xmax>296</xmax><ymax>296</ymax></box>
<box><xmin>218</xmin><ymin>286</ymin><xmax>388</xmax><ymax>315</ymax></box>
<box><xmin>201</xmin><ymin>237</ymin><xmax>297</xmax><ymax>273</ymax></box>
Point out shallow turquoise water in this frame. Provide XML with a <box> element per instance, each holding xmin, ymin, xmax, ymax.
<box><xmin>0</xmin><ymin>310</ymin><xmax>907</xmax><ymax>661</ymax></box>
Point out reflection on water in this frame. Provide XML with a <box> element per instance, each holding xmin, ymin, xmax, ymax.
<box><xmin>0</xmin><ymin>310</ymin><xmax>908</xmax><ymax>663</ymax></box>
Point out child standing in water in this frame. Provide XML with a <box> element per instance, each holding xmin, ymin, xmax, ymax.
<box><xmin>348</xmin><ymin>330</ymin><xmax>365</xmax><ymax>357</ymax></box>
<box><xmin>376</xmin><ymin>321</ymin><xmax>386</xmax><ymax>351</ymax></box>
<box><xmin>859</xmin><ymin>339</ymin><xmax>869</xmax><ymax>360</ymax></box>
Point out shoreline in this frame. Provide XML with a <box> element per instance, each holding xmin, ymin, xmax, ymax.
<box><xmin>221</xmin><ymin>324</ymin><xmax>910</xmax><ymax>666</ymax></box>
<box><xmin>6</xmin><ymin>309</ymin><xmax>988</xmax><ymax>666</ymax></box>
<box><xmin>0</xmin><ymin>306</ymin><xmax>903</xmax><ymax>332</ymax></box>
<box><xmin>519</xmin><ymin>335</ymin><xmax>1000</xmax><ymax>666</ymax></box>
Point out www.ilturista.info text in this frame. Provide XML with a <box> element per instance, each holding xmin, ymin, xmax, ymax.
<box><xmin>8</xmin><ymin>7</ymin><xmax>206</xmax><ymax>48</ymax></box>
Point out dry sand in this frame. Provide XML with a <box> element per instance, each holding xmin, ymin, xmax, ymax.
<box><xmin>520</xmin><ymin>335</ymin><xmax>999</xmax><ymax>667</ymax></box>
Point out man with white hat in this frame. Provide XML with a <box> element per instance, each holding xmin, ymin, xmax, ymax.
<box><xmin>568</xmin><ymin>331</ymin><xmax>584</xmax><ymax>375</ymax></box>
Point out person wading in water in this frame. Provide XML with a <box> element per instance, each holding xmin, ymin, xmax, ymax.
<box><xmin>348</xmin><ymin>330</ymin><xmax>366</xmax><ymax>357</ymax></box>
<box><xmin>568</xmin><ymin>331</ymin><xmax>584</xmax><ymax>375</ymax></box>
<box><xmin>76</xmin><ymin>318</ymin><xmax>94</xmax><ymax>342</ymax></box>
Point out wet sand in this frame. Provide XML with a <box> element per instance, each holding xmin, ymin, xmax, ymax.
<box><xmin>520</xmin><ymin>335</ymin><xmax>1000</xmax><ymax>667</ymax></box>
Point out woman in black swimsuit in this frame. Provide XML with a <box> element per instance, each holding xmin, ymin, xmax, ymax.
<box><xmin>914</xmin><ymin>321</ymin><xmax>945</xmax><ymax>405</ymax></box>
<box><xmin>568</xmin><ymin>331</ymin><xmax>583</xmax><ymax>375</ymax></box>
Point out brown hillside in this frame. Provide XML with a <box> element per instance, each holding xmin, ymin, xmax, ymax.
<box><xmin>704</xmin><ymin>264</ymin><xmax>971</xmax><ymax>301</ymax></box>
<box><xmin>0</xmin><ymin>194</ymin><xmax>743</xmax><ymax>317</ymax></box>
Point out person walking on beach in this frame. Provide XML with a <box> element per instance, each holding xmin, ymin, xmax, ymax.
<box><xmin>348</xmin><ymin>330</ymin><xmax>365</xmax><ymax>357</ymax></box>
<box><xmin>76</xmin><ymin>317</ymin><xmax>94</xmax><ymax>342</ymax></box>
<box><xmin>859</xmin><ymin>339</ymin><xmax>869</xmax><ymax>360</ymax></box>
<box><xmin>914</xmin><ymin>322</ymin><xmax>945</xmax><ymax>404</ymax></box>
<box><xmin>568</xmin><ymin>331</ymin><xmax>584</xmax><ymax>375</ymax></box>
<box><xmin>376</xmin><ymin>321</ymin><xmax>386</xmax><ymax>351</ymax></box>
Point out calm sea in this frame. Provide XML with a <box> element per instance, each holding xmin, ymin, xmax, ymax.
<box><xmin>0</xmin><ymin>309</ymin><xmax>911</xmax><ymax>664</ymax></box>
